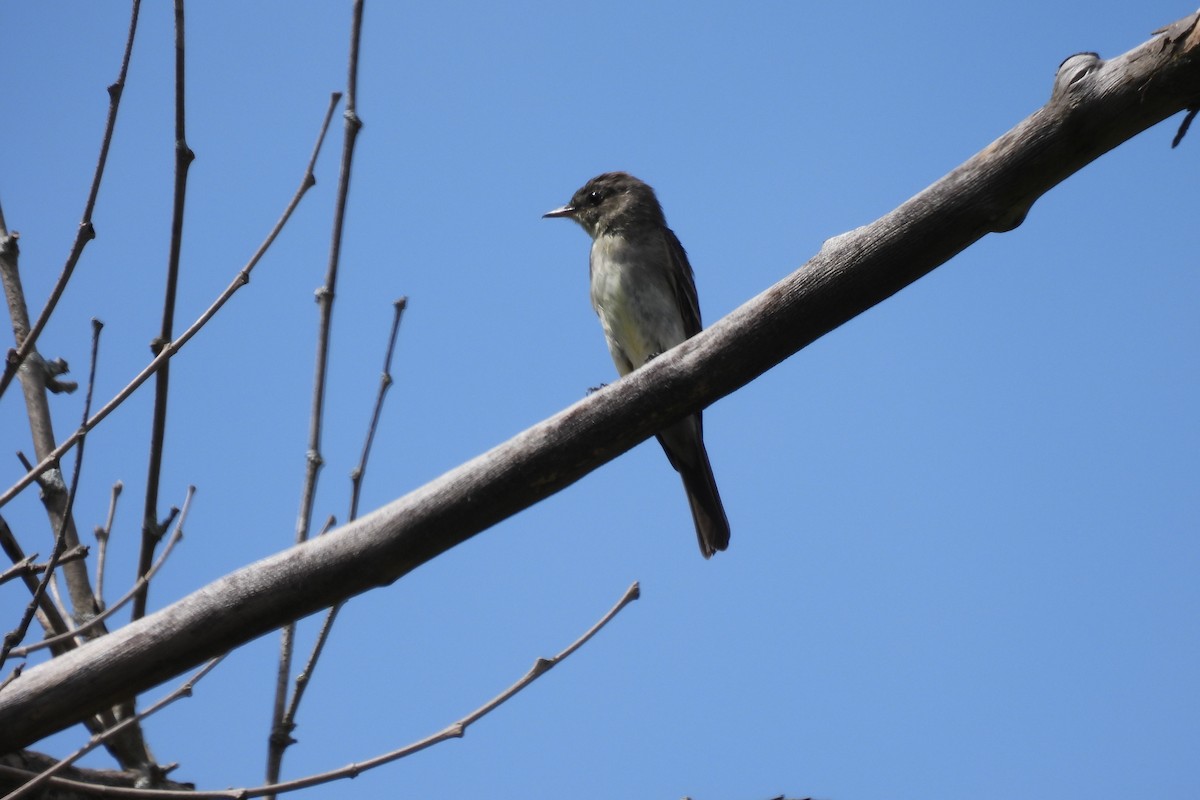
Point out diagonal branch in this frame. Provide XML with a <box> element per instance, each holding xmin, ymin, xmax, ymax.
<box><xmin>0</xmin><ymin>10</ymin><xmax>1197</xmax><ymax>750</ymax></box>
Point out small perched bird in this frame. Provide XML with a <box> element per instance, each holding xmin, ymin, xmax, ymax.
<box><xmin>544</xmin><ymin>172</ymin><xmax>730</xmax><ymax>558</ymax></box>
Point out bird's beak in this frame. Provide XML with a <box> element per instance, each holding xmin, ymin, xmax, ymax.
<box><xmin>542</xmin><ymin>204</ymin><xmax>576</xmax><ymax>219</ymax></box>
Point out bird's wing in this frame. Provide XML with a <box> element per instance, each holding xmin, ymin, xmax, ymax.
<box><xmin>663</xmin><ymin>227</ymin><xmax>702</xmax><ymax>338</ymax></box>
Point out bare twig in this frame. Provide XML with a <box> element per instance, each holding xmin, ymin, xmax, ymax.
<box><xmin>268</xmin><ymin>1</ymin><xmax>366</xmax><ymax>788</ymax></box>
<box><xmin>0</xmin><ymin>545</ymin><xmax>88</xmax><ymax>588</ymax></box>
<box><xmin>0</xmin><ymin>0</ymin><xmax>143</xmax><ymax>401</ymax></box>
<box><xmin>0</xmin><ymin>556</ymin><xmax>37</xmax><ymax>588</ymax></box>
<box><xmin>94</xmin><ymin>480</ymin><xmax>124</xmax><ymax>611</ymax></box>
<box><xmin>0</xmin><ymin>655</ymin><xmax>225</xmax><ymax>800</ymax></box>
<box><xmin>10</xmin><ymin>488</ymin><xmax>193</xmax><ymax>658</ymax></box>
<box><xmin>0</xmin><ymin>92</ymin><xmax>342</xmax><ymax>513</ymax></box>
<box><xmin>132</xmin><ymin>0</ymin><xmax>194</xmax><ymax>625</ymax></box>
<box><xmin>293</xmin><ymin>0</ymin><xmax>365</xmax><ymax>551</ymax></box>
<box><xmin>0</xmin><ymin>666</ymin><xmax>20</xmax><ymax>695</ymax></box>
<box><xmin>0</xmin><ymin>516</ymin><xmax>72</xmax><ymax>641</ymax></box>
<box><xmin>349</xmin><ymin>297</ymin><xmax>406</xmax><ymax>520</ymax></box>
<box><xmin>0</xmin><ymin>583</ymin><xmax>639</xmax><ymax>800</ymax></box>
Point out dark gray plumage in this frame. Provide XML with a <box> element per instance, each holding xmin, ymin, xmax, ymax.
<box><xmin>544</xmin><ymin>172</ymin><xmax>730</xmax><ymax>558</ymax></box>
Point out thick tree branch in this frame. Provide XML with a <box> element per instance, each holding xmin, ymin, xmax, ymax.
<box><xmin>0</xmin><ymin>10</ymin><xmax>1196</xmax><ymax>751</ymax></box>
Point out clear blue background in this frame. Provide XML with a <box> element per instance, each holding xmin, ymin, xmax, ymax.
<box><xmin>2</xmin><ymin>3</ymin><xmax>1197</xmax><ymax>798</ymax></box>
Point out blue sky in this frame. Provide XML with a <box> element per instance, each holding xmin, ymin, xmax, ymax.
<box><xmin>2</xmin><ymin>2</ymin><xmax>1197</xmax><ymax>798</ymax></box>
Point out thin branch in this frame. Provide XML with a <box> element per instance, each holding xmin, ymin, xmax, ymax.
<box><xmin>0</xmin><ymin>319</ymin><xmax>103</xmax><ymax>670</ymax></box>
<box><xmin>278</xmin><ymin>296</ymin><xmax>407</xmax><ymax>749</ymax></box>
<box><xmin>132</xmin><ymin>0</ymin><xmax>193</xmax><ymax>624</ymax></box>
<box><xmin>267</xmin><ymin>1</ymin><xmax>365</xmax><ymax>789</ymax></box>
<box><xmin>442</xmin><ymin>581</ymin><xmax>640</xmax><ymax>731</ymax></box>
<box><xmin>0</xmin><ymin>556</ymin><xmax>37</xmax><ymax>588</ymax></box>
<box><xmin>349</xmin><ymin>296</ymin><xmax>406</xmax><ymax>520</ymax></box>
<box><xmin>292</xmin><ymin>1</ymin><xmax>365</xmax><ymax>551</ymax></box>
<box><xmin>10</xmin><ymin>487</ymin><xmax>193</xmax><ymax>658</ymax></box>
<box><xmin>0</xmin><ymin>655</ymin><xmax>225</xmax><ymax>800</ymax></box>
<box><xmin>0</xmin><ymin>189</ymin><xmax>100</xmax><ymax>634</ymax></box>
<box><xmin>2</xmin><ymin>11</ymin><xmax>1199</xmax><ymax>749</ymax></box>
<box><xmin>274</xmin><ymin>522</ymin><xmax>339</xmax><ymax>755</ymax></box>
<box><xmin>94</xmin><ymin>480</ymin><xmax>124</xmax><ymax>611</ymax></box>
<box><xmin>0</xmin><ymin>0</ymin><xmax>143</xmax><ymax>401</ymax></box>
<box><xmin>0</xmin><ymin>93</ymin><xmax>342</xmax><ymax>513</ymax></box>
<box><xmin>0</xmin><ymin>583</ymin><xmax>639</xmax><ymax>800</ymax></box>
<box><xmin>0</xmin><ymin>666</ymin><xmax>20</xmax><ymax>695</ymax></box>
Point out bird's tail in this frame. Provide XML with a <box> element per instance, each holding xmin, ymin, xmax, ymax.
<box><xmin>680</xmin><ymin>456</ymin><xmax>730</xmax><ymax>558</ymax></box>
<box><xmin>658</xmin><ymin>416</ymin><xmax>730</xmax><ymax>558</ymax></box>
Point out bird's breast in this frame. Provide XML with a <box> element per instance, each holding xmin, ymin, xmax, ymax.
<box><xmin>589</xmin><ymin>233</ymin><xmax>686</xmax><ymax>372</ymax></box>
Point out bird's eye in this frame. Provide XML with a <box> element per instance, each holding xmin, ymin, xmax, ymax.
<box><xmin>587</xmin><ymin>189</ymin><xmax>604</xmax><ymax>206</ymax></box>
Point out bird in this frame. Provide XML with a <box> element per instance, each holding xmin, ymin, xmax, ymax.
<box><xmin>543</xmin><ymin>172</ymin><xmax>730</xmax><ymax>558</ymax></box>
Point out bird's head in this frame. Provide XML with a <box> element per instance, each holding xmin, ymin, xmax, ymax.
<box><xmin>543</xmin><ymin>171</ymin><xmax>666</xmax><ymax>238</ymax></box>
